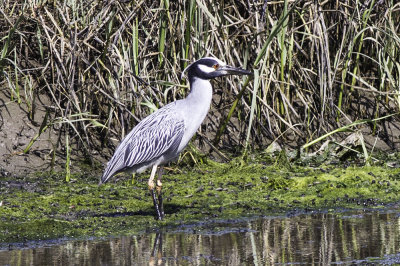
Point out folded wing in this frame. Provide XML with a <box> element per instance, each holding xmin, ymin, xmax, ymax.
<box><xmin>101</xmin><ymin>104</ymin><xmax>185</xmax><ymax>183</ymax></box>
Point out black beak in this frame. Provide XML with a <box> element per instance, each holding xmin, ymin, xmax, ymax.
<box><xmin>219</xmin><ymin>65</ymin><xmax>252</xmax><ymax>76</ymax></box>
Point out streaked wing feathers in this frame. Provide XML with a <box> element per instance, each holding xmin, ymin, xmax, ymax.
<box><xmin>123</xmin><ymin>114</ymin><xmax>184</xmax><ymax>167</ymax></box>
<box><xmin>101</xmin><ymin>103</ymin><xmax>184</xmax><ymax>182</ymax></box>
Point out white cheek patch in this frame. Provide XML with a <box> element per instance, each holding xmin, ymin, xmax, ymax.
<box><xmin>198</xmin><ymin>64</ymin><xmax>216</xmax><ymax>73</ymax></box>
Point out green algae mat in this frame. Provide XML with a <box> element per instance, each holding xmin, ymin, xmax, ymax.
<box><xmin>1</xmin><ymin>162</ymin><xmax>400</xmax><ymax>243</ymax></box>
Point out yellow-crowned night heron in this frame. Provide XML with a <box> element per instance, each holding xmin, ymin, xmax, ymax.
<box><xmin>99</xmin><ymin>57</ymin><xmax>251</xmax><ymax>220</ymax></box>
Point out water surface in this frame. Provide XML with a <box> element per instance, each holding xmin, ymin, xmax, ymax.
<box><xmin>1</xmin><ymin>208</ymin><xmax>400</xmax><ymax>265</ymax></box>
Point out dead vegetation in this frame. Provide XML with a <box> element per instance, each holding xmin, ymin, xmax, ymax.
<box><xmin>1</xmin><ymin>0</ymin><xmax>399</xmax><ymax>171</ymax></box>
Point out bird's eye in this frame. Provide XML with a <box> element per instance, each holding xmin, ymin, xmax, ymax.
<box><xmin>212</xmin><ymin>64</ymin><xmax>219</xmax><ymax>69</ymax></box>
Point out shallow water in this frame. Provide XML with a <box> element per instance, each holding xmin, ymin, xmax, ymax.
<box><xmin>1</xmin><ymin>208</ymin><xmax>400</xmax><ymax>265</ymax></box>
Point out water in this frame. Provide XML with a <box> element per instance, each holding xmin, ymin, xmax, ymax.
<box><xmin>1</xmin><ymin>208</ymin><xmax>400</xmax><ymax>265</ymax></box>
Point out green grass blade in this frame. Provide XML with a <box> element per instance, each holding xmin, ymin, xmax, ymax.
<box><xmin>254</xmin><ymin>0</ymin><xmax>299</xmax><ymax>66</ymax></box>
<box><xmin>213</xmin><ymin>76</ymin><xmax>251</xmax><ymax>146</ymax></box>
<box><xmin>65</xmin><ymin>134</ymin><xmax>71</xmax><ymax>182</ymax></box>
<box><xmin>302</xmin><ymin>113</ymin><xmax>397</xmax><ymax>149</ymax></box>
<box><xmin>23</xmin><ymin>111</ymin><xmax>49</xmax><ymax>154</ymax></box>
<box><xmin>244</xmin><ymin>69</ymin><xmax>260</xmax><ymax>152</ymax></box>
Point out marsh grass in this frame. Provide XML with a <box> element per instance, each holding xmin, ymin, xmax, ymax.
<box><xmin>0</xmin><ymin>0</ymin><xmax>399</xmax><ymax>169</ymax></box>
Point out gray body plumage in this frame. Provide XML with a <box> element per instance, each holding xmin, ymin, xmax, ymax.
<box><xmin>100</xmin><ymin>57</ymin><xmax>251</xmax><ymax>220</ymax></box>
<box><xmin>101</xmin><ymin>77</ymin><xmax>213</xmax><ymax>183</ymax></box>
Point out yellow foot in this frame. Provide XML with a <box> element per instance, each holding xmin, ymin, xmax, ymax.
<box><xmin>148</xmin><ymin>180</ymin><xmax>155</xmax><ymax>191</ymax></box>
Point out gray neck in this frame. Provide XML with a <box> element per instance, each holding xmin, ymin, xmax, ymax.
<box><xmin>177</xmin><ymin>77</ymin><xmax>213</xmax><ymax>151</ymax></box>
<box><xmin>185</xmin><ymin>77</ymin><xmax>213</xmax><ymax>108</ymax></box>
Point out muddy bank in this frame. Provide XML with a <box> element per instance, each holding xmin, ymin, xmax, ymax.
<box><xmin>1</xmin><ymin>161</ymin><xmax>400</xmax><ymax>245</ymax></box>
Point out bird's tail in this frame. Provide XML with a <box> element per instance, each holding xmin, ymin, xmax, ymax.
<box><xmin>99</xmin><ymin>171</ymin><xmax>112</xmax><ymax>186</ymax></box>
<box><xmin>99</xmin><ymin>152</ymin><xmax>125</xmax><ymax>185</ymax></box>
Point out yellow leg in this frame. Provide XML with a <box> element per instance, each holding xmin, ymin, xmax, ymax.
<box><xmin>148</xmin><ymin>165</ymin><xmax>163</xmax><ymax>220</ymax></box>
<box><xmin>148</xmin><ymin>165</ymin><xmax>158</xmax><ymax>190</ymax></box>
<box><xmin>156</xmin><ymin>166</ymin><xmax>164</xmax><ymax>192</ymax></box>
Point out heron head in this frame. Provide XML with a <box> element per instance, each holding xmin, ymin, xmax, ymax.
<box><xmin>181</xmin><ymin>57</ymin><xmax>252</xmax><ymax>82</ymax></box>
